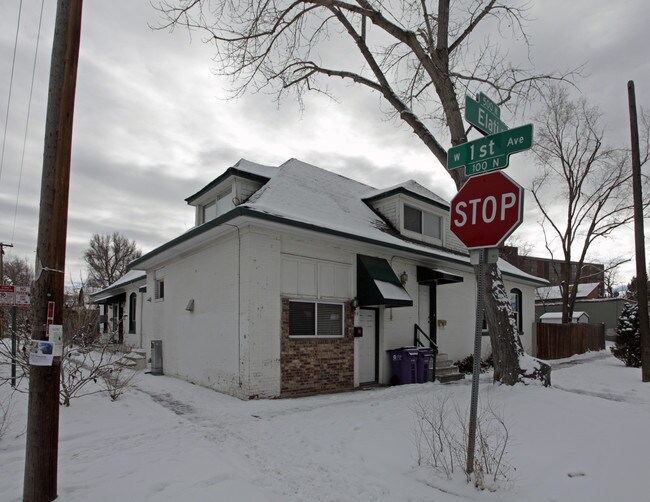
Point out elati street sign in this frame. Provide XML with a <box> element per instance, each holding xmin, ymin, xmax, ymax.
<box><xmin>447</xmin><ymin>123</ymin><xmax>533</xmax><ymax>176</ymax></box>
<box><xmin>465</xmin><ymin>94</ymin><xmax>508</xmax><ymax>136</ymax></box>
<box><xmin>450</xmin><ymin>171</ymin><xmax>524</xmax><ymax>249</ymax></box>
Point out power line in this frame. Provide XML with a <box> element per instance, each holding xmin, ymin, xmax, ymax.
<box><xmin>0</xmin><ymin>0</ymin><xmax>24</xmax><ymax>185</ymax></box>
<box><xmin>11</xmin><ymin>0</ymin><xmax>46</xmax><ymax>245</ymax></box>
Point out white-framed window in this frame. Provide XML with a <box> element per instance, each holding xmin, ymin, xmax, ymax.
<box><xmin>289</xmin><ymin>300</ymin><xmax>344</xmax><ymax>338</ymax></box>
<box><xmin>202</xmin><ymin>201</ymin><xmax>217</xmax><ymax>223</ymax></box>
<box><xmin>404</xmin><ymin>204</ymin><xmax>442</xmax><ymax>240</ymax></box>
<box><xmin>154</xmin><ymin>270</ymin><xmax>165</xmax><ymax>301</ymax></box>
<box><xmin>510</xmin><ymin>288</ymin><xmax>523</xmax><ymax>334</ymax></box>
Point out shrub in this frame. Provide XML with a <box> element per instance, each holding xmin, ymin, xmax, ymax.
<box><xmin>611</xmin><ymin>302</ymin><xmax>640</xmax><ymax>367</ymax></box>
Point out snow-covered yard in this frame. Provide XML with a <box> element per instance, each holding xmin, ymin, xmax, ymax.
<box><xmin>1</xmin><ymin>348</ymin><xmax>648</xmax><ymax>501</ymax></box>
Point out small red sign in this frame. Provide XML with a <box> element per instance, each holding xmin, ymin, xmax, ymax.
<box><xmin>47</xmin><ymin>301</ymin><xmax>55</xmax><ymax>325</ymax></box>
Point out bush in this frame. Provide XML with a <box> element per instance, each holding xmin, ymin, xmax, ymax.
<box><xmin>455</xmin><ymin>354</ymin><xmax>494</xmax><ymax>374</ymax></box>
<box><xmin>412</xmin><ymin>391</ymin><xmax>513</xmax><ymax>490</ymax></box>
<box><xmin>611</xmin><ymin>303</ymin><xmax>640</xmax><ymax>367</ymax></box>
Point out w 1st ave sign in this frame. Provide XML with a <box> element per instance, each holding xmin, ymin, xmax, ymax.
<box><xmin>450</xmin><ymin>171</ymin><xmax>524</xmax><ymax>249</ymax></box>
<box><xmin>447</xmin><ymin>123</ymin><xmax>533</xmax><ymax>176</ymax></box>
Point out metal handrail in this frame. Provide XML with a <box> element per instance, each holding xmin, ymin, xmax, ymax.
<box><xmin>414</xmin><ymin>323</ymin><xmax>437</xmax><ymax>351</ymax></box>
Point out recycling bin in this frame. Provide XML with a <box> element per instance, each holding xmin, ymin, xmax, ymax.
<box><xmin>417</xmin><ymin>348</ymin><xmax>434</xmax><ymax>383</ymax></box>
<box><xmin>386</xmin><ymin>347</ymin><xmax>419</xmax><ymax>385</ymax></box>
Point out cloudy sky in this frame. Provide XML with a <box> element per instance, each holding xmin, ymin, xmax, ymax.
<box><xmin>0</xmin><ymin>0</ymin><xmax>648</xmax><ymax>287</ymax></box>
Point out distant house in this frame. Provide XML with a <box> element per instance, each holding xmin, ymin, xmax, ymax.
<box><xmin>539</xmin><ymin>311</ymin><xmax>589</xmax><ymax>324</ymax></box>
<box><xmin>89</xmin><ymin>269</ymin><xmax>146</xmax><ymax>346</ymax></box>
<box><xmin>536</xmin><ymin>282</ymin><xmax>601</xmax><ymax>303</ymax></box>
<box><xmin>129</xmin><ymin>158</ymin><xmax>547</xmax><ymax>399</ymax></box>
<box><xmin>500</xmin><ymin>246</ymin><xmax>604</xmax><ymax>297</ymax></box>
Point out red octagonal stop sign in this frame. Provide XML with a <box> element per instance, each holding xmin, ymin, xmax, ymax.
<box><xmin>450</xmin><ymin>171</ymin><xmax>524</xmax><ymax>249</ymax></box>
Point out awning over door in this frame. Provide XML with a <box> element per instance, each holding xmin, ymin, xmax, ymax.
<box><xmin>417</xmin><ymin>266</ymin><xmax>464</xmax><ymax>286</ymax></box>
<box><xmin>357</xmin><ymin>255</ymin><xmax>413</xmax><ymax>308</ymax></box>
<box><xmin>92</xmin><ymin>292</ymin><xmax>126</xmax><ymax>305</ymax></box>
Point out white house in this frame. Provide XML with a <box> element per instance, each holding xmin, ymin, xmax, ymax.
<box><xmin>129</xmin><ymin>158</ymin><xmax>546</xmax><ymax>399</ymax></box>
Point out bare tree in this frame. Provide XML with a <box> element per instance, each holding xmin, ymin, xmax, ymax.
<box><xmin>153</xmin><ymin>0</ymin><xmax>573</xmax><ymax>384</ymax></box>
<box><xmin>83</xmin><ymin>233</ymin><xmax>141</xmax><ymax>289</ymax></box>
<box><xmin>2</xmin><ymin>256</ymin><xmax>34</xmax><ymax>286</ymax></box>
<box><xmin>531</xmin><ymin>86</ymin><xmax>649</xmax><ymax>322</ymax></box>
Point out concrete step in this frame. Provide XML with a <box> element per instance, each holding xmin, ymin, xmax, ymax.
<box><xmin>433</xmin><ymin>353</ymin><xmax>465</xmax><ymax>383</ymax></box>
<box><xmin>116</xmin><ymin>350</ymin><xmax>147</xmax><ymax>371</ymax></box>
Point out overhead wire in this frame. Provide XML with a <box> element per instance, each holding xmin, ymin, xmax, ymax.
<box><xmin>0</xmin><ymin>0</ymin><xmax>23</xmax><ymax>186</ymax></box>
<box><xmin>11</xmin><ymin>0</ymin><xmax>46</xmax><ymax>245</ymax></box>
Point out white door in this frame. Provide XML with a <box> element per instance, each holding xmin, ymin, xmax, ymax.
<box><xmin>418</xmin><ymin>285</ymin><xmax>430</xmax><ymax>335</ymax></box>
<box><xmin>358</xmin><ymin>309</ymin><xmax>377</xmax><ymax>384</ymax></box>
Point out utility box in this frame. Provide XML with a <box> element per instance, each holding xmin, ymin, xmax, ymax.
<box><xmin>150</xmin><ymin>340</ymin><xmax>163</xmax><ymax>375</ymax></box>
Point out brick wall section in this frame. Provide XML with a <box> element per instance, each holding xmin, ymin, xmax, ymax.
<box><xmin>280</xmin><ymin>298</ymin><xmax>354</xmax><ymax>397</ymax></box>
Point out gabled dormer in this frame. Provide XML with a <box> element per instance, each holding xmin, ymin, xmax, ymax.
<box><xmin>363</xmin><ymin>180</ymin><xmax>453</xmax><ymax>248</ymax></box>
<box><xmin>185</xmin><ymin>159</ymin><xmax>277</xmax><ymax>227</ymax></box>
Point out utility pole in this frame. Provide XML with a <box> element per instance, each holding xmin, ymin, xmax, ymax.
<box><xmin>628</xmin><ymin>81</ymin><xmax>650</xmax><ymax>382</ymax></box>
<box><xmin>23</xmin><ymin>1</ymin><xmax>83</xmax><ymax>501</ymax></box>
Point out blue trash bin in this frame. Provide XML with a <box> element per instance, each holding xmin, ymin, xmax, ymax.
<box><xmin>387</xmin><ymin>347</ymin><xmax>419</xmax><ymax>385</ymax></box>
<box><xmin>417</xmin><ymin>348</ymin><xmax>434</xmax><ymax>383</ymax></box>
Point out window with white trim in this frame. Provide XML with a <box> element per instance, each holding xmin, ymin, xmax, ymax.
<box><xmin>202</xmin><ymin>201</ymin><xmax>217</xmax><ymax>223</ymax></box>
<box><xmin>289</xmin><ymin>300</ymin><xmax>344</xmax><ymax>338</ymax></box>
<box><xmin>404</xmin><ymin>204</ymin><xmax>442</xmax><ymax>240</ymax></box>
<box><xmin>154</xmin><ymin>270</ymin><xmax>165</xmax><ymax>301</ymax></box>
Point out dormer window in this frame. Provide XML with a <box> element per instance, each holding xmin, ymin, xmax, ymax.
<box><xmin>200</xmin><ymin>190</ymin><xmax>235</xmax><ymax>224</ymax></box>
<box><xmin>404</xmin><ymin>204</ymin><xmax>441</xmax><ymax>240</ymax></box>
<box><xmin>203</xmin><ymin>201</ymin><xmax>217</xmax><ymax>222</ymax></box>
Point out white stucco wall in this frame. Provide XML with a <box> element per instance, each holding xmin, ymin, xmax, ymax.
<box><xmin>138</xmin><ymin>222</ymin><xmax>541</xmax><ymax>398</ymax></box>
<box><xmin>143</xmin><ymin>235</ymin><xmax>243</xmax><ymax>397</ymax></box>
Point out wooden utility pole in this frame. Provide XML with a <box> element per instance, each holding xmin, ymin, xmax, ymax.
<box><xmin>23</xmin><ymin>1</ymin><xmax>83</xmax><ymax>500</ymax></box>
<box><xmin>628</xmin><ymin>81</ymin><xmax>650</xmax><ymax>382</ymax></box>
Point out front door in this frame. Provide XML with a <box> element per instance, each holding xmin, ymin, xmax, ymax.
<box><xmin>418</xmin><ymin>284</ymin><xmax>437</xmax><ymax>345</ymax></box>
<box><xmin>358</xmin><ymin>308</ymin><xmax>377</xmax><ymax>384</ymax></box>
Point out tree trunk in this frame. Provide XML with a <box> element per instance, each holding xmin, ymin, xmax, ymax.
<box><xmin>482</xmin><ymin>262</ymin><xmax>551</xmax><ymax>386</ymax></box>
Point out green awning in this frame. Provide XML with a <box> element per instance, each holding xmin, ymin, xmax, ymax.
<box><xmin>357</xmin><ymin>255</ymin><xmax>413</xmax><ymax>308</ymax></box>
<box><xmin>417</xmin><ymin>266</ymin><xmax>464</xmax><ymax>285</ymax></box>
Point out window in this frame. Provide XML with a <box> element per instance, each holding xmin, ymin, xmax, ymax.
<box><xmin>404</xmin><ymin>205</ymin><xmax>441</xmax><ymax>239</ymax></box>
<box><xmin>128</xmin><ymin>293</ymin><xmax>137</xmax><ymax>334</ymax></box>
<box><xmin>154</xmin><ymin>270</ymin><xmax>165</xmax><ymax>301</ymax></box>
<box><xmin>202</xmin><ymin>201</ymin><xmax>217</xmax><ymax>223</ymax></box>
<box><xmin>510</xmin><ymin>288</ymin><xmax>523</xmax><ymax>334</ymax></box>
<box><xmin>289</xmin><ymin>301</ymin><xmax>344</xmax><ymax>338</ymax></box>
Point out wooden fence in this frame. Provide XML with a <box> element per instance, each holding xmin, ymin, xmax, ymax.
<box><xmin>536</xmin><ymin>322</ymin><xmax>605</xmax><ymax>360</ymax></box>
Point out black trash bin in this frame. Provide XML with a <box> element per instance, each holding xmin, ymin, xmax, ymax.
<box><xmin>387</xmin><ymin>347</ymin><xmax>419</xmax><ymax>385</ymax></box>
<box><xmin>417</xmin><ymin>348</ymin><xmax>434</xmax><ymax>383</ymax></box>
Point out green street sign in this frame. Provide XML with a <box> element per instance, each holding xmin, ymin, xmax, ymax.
<box><xmin>465</xmin><ymin>94</ymin><xmax>508</xmax><ymax>136</ymax></box>
<box><xmin>447</xmin><ymin>123</ymin><xmax>534</xmax><ymax>176</ymax></box>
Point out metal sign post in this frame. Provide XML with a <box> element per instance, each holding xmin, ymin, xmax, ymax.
<box><xmin>466</xmin><ymin>248</ymin><xmax>486</xmax><ymax>474</ymax></box>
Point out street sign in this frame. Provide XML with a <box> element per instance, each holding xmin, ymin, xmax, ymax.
<box><xmin>450</xmin><ymin>171</ymin><xmax>524</xmax><ymax>249</ymax></box>
<box><xmin>465</xmin><ymin>94</ymin><xmax>508</xmax><ymax>136</ymax></box>
<box><xmin>447</xmin><ymin>123</ymin><xmax>533</xmax><ymax>176</ymax></box>
<box><xmin>15</xmin><ymin>286</ymin><xmax>31</xmax><ymax>307</ymax></box>
<box><xmin>0</xmin><ymin>285</ymin><xmax>15</xmax><ymax>306</ymax></box>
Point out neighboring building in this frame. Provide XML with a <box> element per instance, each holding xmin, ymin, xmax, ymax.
<box><xmin>500</xmin><ymin>246</ymin><xmax>605</xmax><ymax>297</ymax></box>
<box><xmin>129</xmin><ymin>158</ymin><xmax>547</xmax><ymax>399</ymax></box>
<box><xmin>536</xmin><ymin>282</ymin><xmax>601</xmax><ymax>303</ymax></box>
<box><xmin>89</xmin><ymin>269</ymin><xmax>147</xmax><ymax>347</ymax></box>
<box><xmin>539</xmin><ymin>311</ymin><xmax>589</xmax><ymax>324</ymax></box>
<box><xmin>536</xmin><ymin>297</ymin><xmax>630</xmax><ymax>340</ymax></box>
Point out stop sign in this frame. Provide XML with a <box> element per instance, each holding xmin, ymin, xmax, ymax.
<box><xmin>450</xmin><ymin>171</ymin><xmax>523</xmax><ymax>249</ymax></box>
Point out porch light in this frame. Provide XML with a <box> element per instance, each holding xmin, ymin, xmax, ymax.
<box><xmin>400</xmin><ymin>271</ymin><xmax>408</xmax><ymax>286</ymax></box>
<box><xmin>185</xmin><ymin>299</ymin><xmax>195</xmax><ymax>312</ymax></box>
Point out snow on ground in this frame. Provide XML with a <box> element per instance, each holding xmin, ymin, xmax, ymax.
<box><xmin>1</xmin><ymin>348</ymin><xmax>649</xmax><ymax>501</ymax></box>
